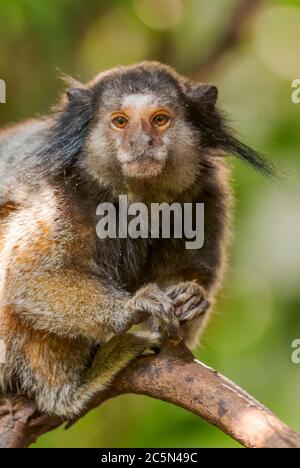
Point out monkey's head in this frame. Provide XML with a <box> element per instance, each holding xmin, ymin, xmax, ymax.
<box><xmin>45</xmin><ymin>62</ymin><xmax>277</xmax><ymax>198</ymax></box>
<box><xmin>80</xmin><ymin>62</ymin><xmax>210</xmax><ymax>195</ymax></box>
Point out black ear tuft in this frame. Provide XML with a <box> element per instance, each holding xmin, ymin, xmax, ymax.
<box><xmin>66</xmin><ymin>87</ymin><xmax>89</xmax><ymax>102</ymax></box>
<box><xmin>217</xmin><ymin>129</ymin><xmax>280</xmax><ymax>179</ymax></box>
<box><xmin>186</xmin><ymin>85</ymin><xmax>281</xmax><ymax>180</ymax></box>
<box><xmin>187</xmin><ymin>84</ymin><xmax>218</xmax><ymax>108</ymax></box>
<box><xmin>36</xmin><ymin>84</ymin><xmax>94</xmax><ymax>176</ymax></box>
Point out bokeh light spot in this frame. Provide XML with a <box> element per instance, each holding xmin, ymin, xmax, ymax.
<box><xmin>253</xmin><ymin>5</ymin><xmax>300</xmax><ymax>79</ymax></box>
<box><xmin>80</xmin><ymin>8</ymin><xmax>150</xmax><ymax>76</ymax></box>
<box><xmin>208</xmin><ymin>267</ymin><xmax>273</xmax><ymax>353</ymax></box>
<box><xmin>134</xmin><ymin>0</ymin><xmax>183</xmax><ymax>31</ymax></box>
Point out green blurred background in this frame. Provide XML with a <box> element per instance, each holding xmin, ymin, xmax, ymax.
<box><xmin>1</xmin><ymin>0</ymin><xmax>300</xmax><ymax>448</ymax></box>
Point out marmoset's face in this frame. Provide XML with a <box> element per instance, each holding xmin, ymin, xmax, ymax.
<box><xmin>84</xmin><ymin>67</ymin><xmax>201</xmax><ymax>195</ymax></box>
<box><xmin>108</xmin><ymin>94</ymin><xmax>173</xmax><ymax>178</ymax></box>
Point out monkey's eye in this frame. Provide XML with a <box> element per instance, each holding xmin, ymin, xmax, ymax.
<box><xmin>111</xmin><ymin>114</ymin><xmax>129</xmax><ymax>129</ymax></box>
<box><xmin>151</xmin><ymin>112</ymin><xmax>171</xmax><ymax>128</ymax></box>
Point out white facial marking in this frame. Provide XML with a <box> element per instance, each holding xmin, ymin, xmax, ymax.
<box><xmin>121</xmin><ymin>94</ymin><xmax>156</xmax><ymax>109</ymax></box>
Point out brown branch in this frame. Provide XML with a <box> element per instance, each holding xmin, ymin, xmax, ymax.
<box><xmin>189</xmin><ymin>0</ymin><xmax>263</xmax><ymax>79</ymax></box>
<box><xmin>0</xmin><ymin>342</ymin><xmax>299</xmax><ymax>448</ymax></box>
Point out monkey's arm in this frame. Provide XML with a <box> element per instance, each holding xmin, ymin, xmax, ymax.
<box><xmin>0</xmin><ymin>203</ymin><xmax>141</xmax><ymax>341</ymax></box>
<box><xmin>2</xmin><ymin>212</ymin><xmax>178</xmax><ymax>342</ymax></box>
<box><xmin>151</xmin><ymin>247</ymin><xmax>225</xmax><ymax>348</ymax></box>
<box><xmin>5</xmin><ymin>269</ymin><xmax>180</xmax><ymax>340</ymax></box>
<box><xmin>3</xmin><ymin>267</ymin><xmax>142</xmax><ymax>340</ymax></box>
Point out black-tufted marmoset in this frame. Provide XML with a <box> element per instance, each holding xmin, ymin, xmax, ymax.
<box><xmin>0</xmin><ymin>62</ymin><xmax>276</xmax><ymax>417</ymax></box>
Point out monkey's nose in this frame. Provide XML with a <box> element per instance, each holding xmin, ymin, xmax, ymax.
<box><xmin>130</xmin><ymin>135</ymin><xmax>154</xmax><ymax>148</ymax></box>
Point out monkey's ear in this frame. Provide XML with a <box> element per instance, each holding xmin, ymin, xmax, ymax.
<box><xmin>186</xmin><ymin>84</ymin><xmax>218</xmax><ymax>109</ymax></box>
<box><xmin>66</xmin><ymin>87</ymin><xmax>90</xmax><ymax>103</ymax></box>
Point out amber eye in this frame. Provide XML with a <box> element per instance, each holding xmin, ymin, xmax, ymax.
<box><xmin>111</xmin><ymin>114</ymin><xmax>129</xmax><ymax>129</ymax></box>
<box><xmin>152</xmin><ymin>112</ymin><xmax>170</xmax><ymax>128</ymax></box>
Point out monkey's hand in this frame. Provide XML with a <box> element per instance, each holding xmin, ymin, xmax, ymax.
<box><xmin>166</xmin><ymin>282</ymin><xmax>209</xmax><ymax>323</ymax></box>
<box><xmin>125</xmin><ymin>284</ymin><xmax>180</xmax><ymax>338</ymax></box>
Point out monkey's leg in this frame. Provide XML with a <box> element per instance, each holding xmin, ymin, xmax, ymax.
<box><xmin>54</xmin><ymin>332</ymin><xmax>161</xmax><ymax>418</ymax></box>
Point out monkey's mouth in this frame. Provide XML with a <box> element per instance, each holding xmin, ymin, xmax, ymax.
<box><xmin>123</xmin><ymin>157</ymin><xmax>165</xmax><ymax>178</ymax></box>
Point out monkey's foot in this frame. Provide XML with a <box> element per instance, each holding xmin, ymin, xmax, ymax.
<box><xmin>89</xmin><ymin>332</ymin><xmax>162</xmax><ymax>378</ymax></box>
<box><xmin>166</xmin><ymin>282</ymin><xmax>209</xmax><ymax>322</ymax></box>
<box><xmin>126</xmin><ymin>284</ymin><xmax>179</xmax><ymax>337</ymax></box>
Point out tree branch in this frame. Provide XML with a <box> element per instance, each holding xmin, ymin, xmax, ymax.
<box><xmin>189</xmin><ymin>0</ymin><xmax>263</xmax><ymax>79</ymax></box>
<box><xmin>0</xmin><ymin>342</ymin><xmax>299</xmax><ymax>448</ymax></box>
